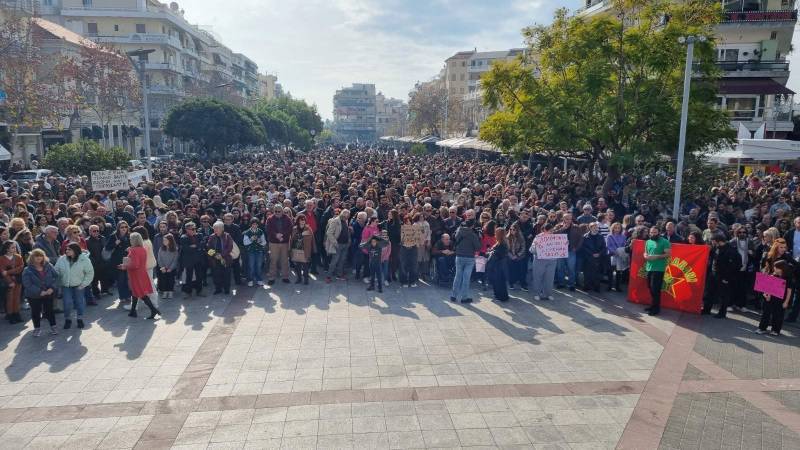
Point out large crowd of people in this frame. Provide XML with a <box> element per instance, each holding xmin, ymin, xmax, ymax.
<box><xmin>0</xmin><ymin>146</ymin><xmax>796</xmax><ymax>337</ymax></box>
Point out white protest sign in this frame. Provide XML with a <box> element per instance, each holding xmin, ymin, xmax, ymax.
<box><xmin>91</xmin><ymin>170</ymin><xmax>129</xmax><ymax>191</ymax></box>
<box><xmin>127</xmin><ymin>169</ymin><xmax>151</xmax><ymax>185</ymax></box>
<box><xmin>534</xmin><ymin>234</ymin><xmax>568</xmax><ymax>259</ymax></box>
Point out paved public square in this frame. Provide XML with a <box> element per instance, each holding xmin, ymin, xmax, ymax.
<box><xmin>0</xmin><ymin>279</ymin><xmax>796</xmax><ymax>449</ymax></box>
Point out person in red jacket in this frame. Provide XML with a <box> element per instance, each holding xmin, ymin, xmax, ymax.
<box><xmin>122</xmin><ymin>232</ymin><xmax>160</xmax><ymax>320</ymax></box>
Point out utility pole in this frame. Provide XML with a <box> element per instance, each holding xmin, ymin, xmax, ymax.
<box><xmin>673</xmin><ymin>36</ymin><xmax>705</xmax><ymax>220</ymax></box>
<box><xmin>126</xmin><ymin>49</ymin><xmax>155</xmax><ymax>172</ymax></box>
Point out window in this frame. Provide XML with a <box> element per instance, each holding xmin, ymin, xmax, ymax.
<box><xmin>86</xmin><ymin>22</ymin><xmax>98</xmax><ymax>35</ymax></box>
<box><xmin>720</xmin><ymin>48</ymin><xmax>739</xmax><ymax>61</ymax></box>
<box><xmin>136</xmin><ymin>24</ymin><xmax>146</xmax><ymax>33</ymax></box>
<box><xmin>114</xmin><ymin>24</ymin><xmax>119</xmax><ymax>31</ymax></box>
<box><xmin>461</xmin><ymin>61</ymin><xmax>465</xmax><ymax>67</ymax></box>
<box><xmin>451</xmin><ymin>74</ymin><xmax>456</xmax><ymax>81</ymax></box>
<box><xmin>770</xmin><ymin>31</ymin><xmax>778</xmax><ymax>40</ymax></box>
<box><xmin>82</xmin><ymin>0</ymin><xmax>92</xmax><ymax>6</ymax></box>
<box><xmin>459</xmin><ymin>74</ymin><xmax>465</xmax><ymax>81</ymax></box>
<box><xmin>459</xmin><ymin>87</ymin><xmax>465</xmax><ymax>94</ymax></box>
<box><xmin>725</xmin><ymin>96</ymin><xmax>758</xmax><ymax>119</ymax></box>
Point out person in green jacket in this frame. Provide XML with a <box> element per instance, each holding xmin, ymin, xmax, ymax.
<box><xmin>55</xmin><ymin>243</ymin><xmax>94</xmax><ymax>329</ymax></box>
<box><xmin>644</xmin><ymin>226</ymin><xmax>671</xmax><ymax>316</ymax></box>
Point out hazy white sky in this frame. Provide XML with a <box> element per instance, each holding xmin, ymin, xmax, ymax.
<box><xmin>181</xmin><ymin>0</ymin><xmax>800</xmax><ymax>120</ymax></box>
<box><xmin>182</xmin><ymin>0</ymin><xmax>580</xmax><ymax>119</ymax></box>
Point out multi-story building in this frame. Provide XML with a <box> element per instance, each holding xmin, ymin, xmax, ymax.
<box><xmin>375</xmin><ymin>92</ymin><xmax>408</xmax><ymax>137</ymax></box>
<box><xmin>258</xmin><ymin>73</ymin><xmax>279</xmax><ymax>101</ymax></box>
<box><xmin>442</xmin><ymin>48</ymin><xmax>525</xmax><ymax>136</ymax></box>
<box><xmin>579</xmin><ymin>0</ymin><xmax>797</xmax><ymax>138</ymax></box>
<box><xmin>38</xmin><ymin>0</ymin><xmax>262</xmax><ymax>152</ymax></box>
<box><xmin>333</xmin><ymin>83</ymin><xmax>377</xmax><ymax>143</ymax></box>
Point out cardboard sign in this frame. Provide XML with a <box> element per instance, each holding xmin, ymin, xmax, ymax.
<box><xmin>534</xmin><ymin>234</ymin><xmax>568</xmax><ymax>259</ymax></box>
<box><xmin>754</xmin><ymin>272</ymin><xmax>787</xmax><ymax>299</ymax></box>
<box><xmin>127</xmin><ymin>169</ymin><xmax>151</xmax><ymax>185</ymax></box>
<box><xmin>91</xmin><ymin>170</ymin><xmax>129</xmax><ymax>191</ymax></box>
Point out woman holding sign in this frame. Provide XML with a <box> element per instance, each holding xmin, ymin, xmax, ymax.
<box><xmin>757</xmin><ymin>241</ymin><xmax>794</xmax><ymax>336</ymax></box>
<box><xmin>530</xmin><ymin>223</ymin><xmax>558</xmax><ymax>301</ymax></box>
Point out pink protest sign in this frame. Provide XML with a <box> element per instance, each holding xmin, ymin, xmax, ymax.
<box><xmin>754</xmin><ymin>272</ymin><xmax>786</xmax><ymax>299</ymax></box>
<box><xmin>534</xmin><ymin>234</ymin><xmax>568</xmax><ymax>259</ymax></box>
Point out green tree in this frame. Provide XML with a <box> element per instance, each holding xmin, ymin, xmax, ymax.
<box><xmin>410</xmin><ymin>143</ymin><xmax>428</xmax><ymax>156</ymax></box>
<box><xmin>481</xmin><ymin>0</ymin><xmax>734</xmax><ymax>188</ymax></box>
<box><xmin>42</xmin><ymin>139</ymin><xmax>130</xmax><ymax>175</ymax></box>
<box><xmin>252</xmin><ymin>96</ymin><xmax>322</xmax><ymax>150</ymax></box>
<box><xmin>163</xmin><ymin>98</ymin><xmax>266</xmax><ymax>157</ymax></box>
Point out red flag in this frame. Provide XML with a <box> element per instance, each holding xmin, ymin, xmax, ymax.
<box><xmin>628</xmin><ymin>240</ymin><xmax>710</xmax><ymax>314</ymax></box>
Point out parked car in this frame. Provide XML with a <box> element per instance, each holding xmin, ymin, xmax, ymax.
<box><xmin>6</xmin><ymin>169</ymin><xmax>52</xmax><ymax>183</ymax></box>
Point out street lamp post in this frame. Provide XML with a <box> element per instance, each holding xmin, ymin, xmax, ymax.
<box><xmin>126</xmin><ymin>49</ymin><xmax>155</xmax><ymax>172</ymax></box>
<box><xmin>672</xmin><ymin>35</ymin><xmax>705</xmax><ymax>220</ymax></box>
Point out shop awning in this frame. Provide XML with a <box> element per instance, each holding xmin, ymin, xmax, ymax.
<box><xmin>718</xmin><ymin>78</ymin><xmax>795</xmax><ymax>96</ymax></box>
<box><xmin>0</xmin><ymin>144</ymin><xmax>10</xmax><ymax>161</ymax></box>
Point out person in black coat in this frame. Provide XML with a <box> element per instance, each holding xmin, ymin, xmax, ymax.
<box><xmin>179</xmin><ymin>222</ymin><xmax>206</xmax><ymax>298</ymax></box>
<box><xmin>486</xmin><ymin>227</ymin><xmax>509</xmax><ymax>302</ymax></box>
<box><xmin>580</xmin><ymin>222</ymin><xmax>607</xmax><ymax>292</ymax></box>
<box><xmin>707</xmin><ymin>233</ymin><xmax>741</xmax><ymax>318</ymax></box>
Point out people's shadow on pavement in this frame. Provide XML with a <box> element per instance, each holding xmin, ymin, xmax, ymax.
<box><xmin>114</xmin><ymin>319</ymin><xmax>156</xmax><ymax>360</ymax></box>
<box><xmin>5</xmin><ymin>331</ymin><xmax>88</xmax><ymax>382</ymax></box>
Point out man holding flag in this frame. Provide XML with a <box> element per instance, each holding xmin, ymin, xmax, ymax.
<box><xmin>644</xmin><ymin>226</ymin><xmax>671</xmax><ymax>316</ymax></box>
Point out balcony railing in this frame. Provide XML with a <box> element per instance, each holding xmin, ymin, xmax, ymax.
<box><xmin>715</xmin><ymin>60</ymin><xmax>790</xmax><ymax>72</ymax></box>
<box><xmin>722</xmin><ymin>9</ymin><xmax>797</xmax><ymax>23</ymax></box>
<box><xmin>91</xmin><ymin>33</ymin><xmax>182</xmax><ymax>49</ymax></box>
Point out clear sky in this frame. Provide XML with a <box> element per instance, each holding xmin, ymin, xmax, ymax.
<box><xmin>182</xmin><ymin>0</ymin><xmax>800</xmax><ymax>120</ymax></box>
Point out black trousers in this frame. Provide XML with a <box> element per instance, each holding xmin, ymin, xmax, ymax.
<box><xmin>212</xmin><ymin>264</ymin><xmax>231</xmax><ymax>293</ymax></box>
<box><xmin>759</xmin><ymin>297</ymin><xmax>785</xmax><ymax>333</ymax></box>
<box><xmin>714</xmin><ymin>280</ymin><xmax>732</xmax><ymax>317</ymax></box>
<box><xmin>182</xmin><ymin>264</ymin><xmax>204</xmax><ymax>294</ymax></box>
<box><xmin>231</xmin><ymin>258</ymin><xmax>242</xmax><ymax>284</ymax></box>
<box><xmin>29</xmin><ymin>297</ymin><xmax>55</xmax><ymax>328</ymax></box>
<box><xmin>157</xmin><ymin>270</ymin><xmax>176</xmax><ymax>292</ymax></box>
<box><xmin>647</xmin><ymin>271</ymin><xmax>664</xmax><ymax>313</ymax></box>
<box><xmin>730</xmin><ymin>272</ymin><xmax>750</xmax><ymax>308</ymax></box>
<box><xmin>583</xmin><ymin>256</ymin><xmax>602</xmax><ymax>291</ymax></box>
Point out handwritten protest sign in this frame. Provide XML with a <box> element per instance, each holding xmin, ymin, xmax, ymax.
<box><xmin>754</xmin><ymin>272</ymin><xmax>786</xmax><ymax>299</ymax></box>
<box><xmin>534</xmin><ymin>234</ymin><xmax>568</xmax><ymax>259</ymax></box>
<box><xmin>91</xmin><ymin>170</ymin><xmax>128</xmax><ymax>191</ymax></box>
<box><xmin>127</xmin><ymin>169</ymin><xmax>151</xmax><ymax>185</ymax></box>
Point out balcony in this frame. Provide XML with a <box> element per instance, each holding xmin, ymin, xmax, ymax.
<box><xmin>146</xmin><ymin>85</ymin><xmax>184</xmax><ymax>96</ymax></box>
<box><xmin>714</xmin><ymin>60</ymin><xmax>790</xmax><ymax>80</ymax></box>
<box><xmin>144</xmin><ymin>62</ymin><xmax>180</xmax><ymax>72</ymax></box>
<box><xmin>576</xmin><ymin>0</ymin><xmax>612</xmax><ymax>16</ymax></box>
<box><xmin>721</xmin><ymin>9</ymin><xmax>797</xmax><ymax>24</ymax></box>
<box><xmin>91</xmin><ymin>33</ymin><xmax>182</xmax><ymax>50</ymax></box>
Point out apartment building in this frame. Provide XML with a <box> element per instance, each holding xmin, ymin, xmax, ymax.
<box><xmin>441</xmin><ymin>48</ymin><xmax>525</xmax><ymax>136</ymax></box>
<box><xmin>258</xmin><ymin>73</ymin><xmax>279</xmax><ymax>101</ymax></box>
<box><xmin>579</xmin><ymin>0</ymin><xmax>798</xmax><ymax>138</ymax></box>
<box><xmin>375</xmin><ymin>92</ymin><xmax>408</xmax><ymax>138</ymax></box>
<box><xmin>333</xmin><ymin>83</ymin><xmax>377</xmax><ymax>143</ymax></box>
<box><xmin>38</xmin><ymin>0</ymin><xmax>262</xmax><ymax>152</ymax></box>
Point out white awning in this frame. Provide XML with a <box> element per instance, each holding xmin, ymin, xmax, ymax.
<box><xmin>0</xmin><ymin>144</ymin><xmax>10</xmax><ymax>161</ymax></box>
<box><xmin>707</xmin><ymin>139</ymin><xmax>800</xmax><ymax>165</ymax></box>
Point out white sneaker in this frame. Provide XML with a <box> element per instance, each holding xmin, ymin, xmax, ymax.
<box><xmin>384</xmin><ymin>281</ymin><xmax>390</xmax><ymax>286</ymax></box>
<box><xmin>546</xmin><ymin>296</ymin><xmax>554</xmax><ymax>301</ymax></box>
<box><xmin>123</xmin><ymin>304</ymin><xmax>132</xmax><ymax>311</ymax></box>
<box><xmin>533</xmin><ymin>295</ymin><xmax>541</xmax><ymax>301</ymax></box>
<box><xmin>411</xmin><ymin>283</ymin><xmax>418</xmax><ymax>288</ymax></box>
<box><xmin>50</xmin><ymin>326</ymin><xmax>58</xmax><ymax>335</ymax></box>
<box><xmin>247</xmin><ymin>281</ymin><xmax>254</xmax><ymax>287</ymax></box>
<box><xmin>32</xmin><ymin>328</ymin><xmax>41</xmax><ymax>337</ymax></box>
<box><xmin>256</xmin><ymin>281</ymin><xmax>264</xmax><ymax>286</ymax></box>
<box><xmin>363</xmin><ymin>278</ymin><xmax>370</xmax><ymax>284</ymax></box>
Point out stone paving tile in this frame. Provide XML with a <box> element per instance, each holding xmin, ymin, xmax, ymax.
<box><xmin>692</xmin><ymin>314</ymin><xmax>800</xmax><ymax>380</ymax></box>
<box><xmin>768</xmin><ymin>391</ymin><xmax>800</xmax><ymax>416</ymax></box>
<box><xmin>682</xmin><ymin>363</ymin><xmax>711</xmax><ymax>381</ymax></box>
<box><xmin>660</xmin><ymin>392</ymin><xmax>800</xmax><ymax>450</ymax></box>
<box><xmin>199</xmin><ymin>283</ymin><xmax>662</xmax><ymax>400</ymax></box>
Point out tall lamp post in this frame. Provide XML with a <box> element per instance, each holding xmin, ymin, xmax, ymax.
<box><xmin>125</xmin><ymin>49</ymin><xmax>155</xmax><ymax>171</ymax></box>
<box><xmin>672</xmin><ymin>35</ymin><xmax>706</xmax><ymax>220</ymax></box>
